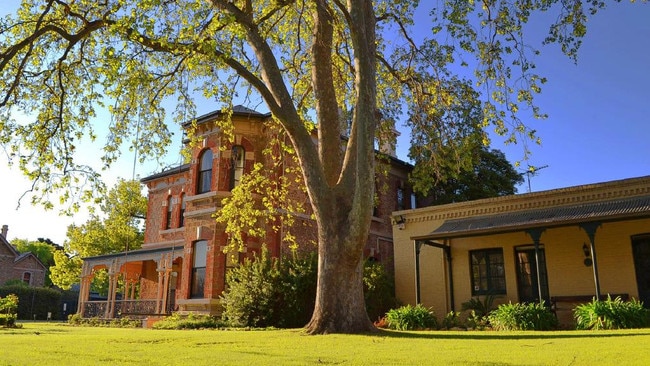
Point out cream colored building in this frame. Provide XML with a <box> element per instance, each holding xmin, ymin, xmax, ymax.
<box><xmin>392</xmin><ymin>176</ymin><xmax>650</xmax><ymax>326</ymax></box>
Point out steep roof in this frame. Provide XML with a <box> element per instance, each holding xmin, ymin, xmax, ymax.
<box><xmin>0</xmin><ymin>234</ymin><xmax>47</xmax><ymax>270</ymax></box>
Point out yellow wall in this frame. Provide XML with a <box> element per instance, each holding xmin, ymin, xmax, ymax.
<box><xmin>392</xmin><ymin>176</ymin><xmax>650</xmax><ymax>324</ymax></box>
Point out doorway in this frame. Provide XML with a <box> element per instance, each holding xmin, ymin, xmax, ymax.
<box><xmin>632</xmin><ymin>235</ymin><xmax>650</xmax><ymax>307</ymax></box>
<box><xmin>515</xmin><ymin>245</ymin><xmax>549</xmax><ymax>304</ymax></box>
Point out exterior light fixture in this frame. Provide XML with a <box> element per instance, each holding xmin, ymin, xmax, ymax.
<box><xmin>394</xmin><ymin>215</ymin><xmax>406</xmax><ymax>230</ymax></box>
<box><xmin>582</xmin><ymin>243</ymin><xmax>593</xmax><ymax>267</ymax></box>
<box><xmin>582</xmin><ymin>243</ymin><xmax>590</xmax><ymax>257</ymax></box>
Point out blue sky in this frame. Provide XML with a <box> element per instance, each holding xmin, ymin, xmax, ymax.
<box><xmin>1</xmin><ymin>1</ymin><xmax>649</xmax><ymax>244</ymax></box>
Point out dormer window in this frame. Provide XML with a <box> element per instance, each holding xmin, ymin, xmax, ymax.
<box><xmin>197</xmin><ymin>149</ymin><xmax>213</xmax><ymax>194</ymax></box>
<box><xmin>230</xmin><ymin>145</ymin><xmax>245</xmax><ymax>190</ymax></box>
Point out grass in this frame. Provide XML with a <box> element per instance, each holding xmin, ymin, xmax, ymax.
<box><xmin>2</xmin><ymin>322</ymin><xmax>650</xmax><ymax>365</ymax></box>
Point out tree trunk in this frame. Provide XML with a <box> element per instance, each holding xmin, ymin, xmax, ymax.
<box><xmin>305</xmin><ymin>201</ymin><xmax>376</xmax><ymax>334</ymax></box>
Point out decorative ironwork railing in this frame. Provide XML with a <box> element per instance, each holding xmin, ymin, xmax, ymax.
<box><xmin>115</xmin><ymin>300</ymin><xmax>158</xmax><ymax>316</ymax></box>
<box><xmin>83</xmin><ymin>301</ymin><xmax>108</xmax><ymax>318</ymax></box>
<box><xmin>82</xmin><ymin>299</ymin><xmax>175</xmax><ymax>318</ymax></box>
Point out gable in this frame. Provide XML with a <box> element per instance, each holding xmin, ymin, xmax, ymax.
<box><xmin>13</xmin><ymin>252</ymin><xmax>47</xmax><ymax>271</ymax></box>
<box><xmin>0</xmin><ymin>236</ymin><xmax>19</xmax><ymax>258</ymax></box>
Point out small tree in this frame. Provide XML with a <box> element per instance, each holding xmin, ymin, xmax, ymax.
<box><xmin>0</xmin><ymin>294</ymin><xmax>19</xmax><ymax>327</ymax></box>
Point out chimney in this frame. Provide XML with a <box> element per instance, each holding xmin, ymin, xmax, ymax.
<box><xmin>1</xmin><ymin>225</ymin><xmax>7</xmax><ymax>239</ymax></box>
<box><xmin>378</xmin><ymin>124</ymin><xmax>400</xmax><ymax>158</ymax></box>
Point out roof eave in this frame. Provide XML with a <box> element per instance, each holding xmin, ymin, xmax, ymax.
<box><xmin>411</xmin><ymin>211</ymin><xmax>650</xmax><ymax>242</ymax></box>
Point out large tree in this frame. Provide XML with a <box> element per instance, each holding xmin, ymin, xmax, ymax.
<box><xmin>414</xmin><ymin>146</ymin><xmax>525</xmax><ymax>205</ymax></box>
<box><xmin>0</xmin><ymin>0</ymin><xmax>636</xmax><ymax>333</ymax></box>
<box><xmin>49</xmin><ymin>179</ymin><xmax>147</xmax><ymax>290</ymax></box>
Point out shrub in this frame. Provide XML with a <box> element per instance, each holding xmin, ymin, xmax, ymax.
<box><xmin>489</xmin><ymin>301</ymin><xmax>557</xmax><ymax>331</ymax></box>
<box><xmin>0</xmin><ymin>285</ymin><xmax>61</xmax><ymax>320</ymax></box>
<box><xmin>153</xmin><ymin>312</ymin><xmax>222</xmax><ymax>330</ymax></box>
<box><xmin>221</xmin><ymin>246</ymin><xmax>317</xmax><ymax>328</ymax></box>
<box><xmin>373</xmin><ymin>316</ymin><xmax>389</xmax><ymax>329</ymax></box>
<box><xmin>66</xmin><ymin>313</ymin><xmax>142</xmax><ymax>328</ymax></box>
<box><xmin>363</xmin><ymin>261</ymin><xmax>400</xmax><ymax>322</ymax></box>
<box><xmin>274</xmin><ymin>252</ymin><xmax>317</xmax><ymax>328</ymax></box>
<box><xmin>385</xmin><ymin>304</ymin><xmax>438</xmax><ymax>330</ymax></box>
<box><xmin>574</xmin><ymin>296</ymin><xmax>649</xmax><ymax>330</ymax></box>
<box><xmin>466</xmin><ymin>310</ymin><xmax>490</xmax><ymax>330</ymax></box>
<box><xmin>221</xmin><ymin>247</ymin><xmax>280</xmax><ymax>328</ymax></box>
<box><xmin>109</xmin><ymin>316</ymin><xmax>142</xmax><ymax>328</ymax></box>
<box><xmin>461</xmin><ymin>294</ymin><xmax>496</xmax><ymax>318</ymax></box>
<box><xmin>442</xmin><ymin>311</ymin><xmax>463</xmax><ymax>330</ymax></box>
<box><xmin>0</xmin><ymin>294</ymin><xmax>19</xmax><ymax>327</ymax></box>
<box><xmin>221</xmin><ymin>246</ymin><xmax>399</xmax><ymax>329</ymax></box>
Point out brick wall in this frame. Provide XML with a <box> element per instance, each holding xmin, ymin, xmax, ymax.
<box><xmin>138</xmin><ymin>110</ymin><xmax>414</xmax><ymax>308</ymax></box>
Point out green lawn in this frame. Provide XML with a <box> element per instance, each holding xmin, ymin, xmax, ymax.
<box><xmin>2</xmin><ymin>322</ymin><xmax>649</xmax><ymax>365</ymax></box>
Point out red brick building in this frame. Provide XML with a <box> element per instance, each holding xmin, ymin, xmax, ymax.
<box><xmin>78</xmin><ymin>106</ymin><xmax>415</xmax><ymax>318</ymax></box>
<box><xmin>0</xmin><ymin>225</ymin><xmax>47</xmax><ymax>287</ymax></box>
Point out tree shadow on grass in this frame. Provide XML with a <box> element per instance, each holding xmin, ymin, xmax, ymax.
<box><xmin>373</xmin><ymin>328</ymin><xmax>650</xmax><ymax>340</ymax></box>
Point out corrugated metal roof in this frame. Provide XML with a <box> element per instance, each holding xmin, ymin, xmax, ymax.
<box><xmin>414</xmin><ymin>195</ymin><xmax>650</xmax><ymax>240</ymax></box>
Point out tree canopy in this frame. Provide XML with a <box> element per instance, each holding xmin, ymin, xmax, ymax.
<box><xmin>49</xmin><ymin>179</ymin><xmax>146</xmax><ymax>290</ymax></box>
<box><xmin>419</xmin><ymin>147</ymin><xmax>525</xmax><ymax>205</ymax></box>
<box><xmin>0</xmin><ymin>0</ymin><xmax>639</xmax><ymax>333</ymax></box>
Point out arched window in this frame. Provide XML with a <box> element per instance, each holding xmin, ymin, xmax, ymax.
<box><xmin>230</xmin><ymin>145</ymin><xmax>245</xmax><ymax>190</ymax></box>
<box><xmin>165</xmin><ymin>196</ymin><xmax>173</xmax><ymax>229</ymax></box>
<box><xmin>197</xmin><ymin>149</ymin><xmax>213</xmax><ymax>194</ymax></box>
<box><xmin>178</xmin><ymin>193</ymin><xmax>185</xmax><ymax>227</ymax></box>
<box><xmin>191</xmin><ymin>240</ymin><xmax>207</xmax><ymax>298</ymax></box>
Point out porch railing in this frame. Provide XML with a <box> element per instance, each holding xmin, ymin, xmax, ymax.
<box><xmin>82</xmin><ymin>299</ymin><xmax>176</xmax><ymax>318</ymax></box>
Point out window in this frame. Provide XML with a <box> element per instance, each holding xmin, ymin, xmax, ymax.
<box><xmin>197</xmin><ymin>149</ymin><xmax>213</xmax><ymax>194</ymax></box>
<box><xmin>178</xmin><ymin>193</ymin><xmax>185</xmax><ymax>228</ymax></box>
<box><xmin>373</xmin><ymin>180</ymin><xmax>380</xmax><ymax>217</ymax></box>
<box><xmin>469</xmin><ymin>248</ymin><xmax>506</xmax><ymax>295</ymax></box>
<box><xmin>230</xmin><ymin>145</ymin><xmax>245</xmax><ymax>190</ymax></box>
<box><xmin>165</xmin><ymin>196</ymin><xmax>173</xmax><ymax>229</ymax></box>
<box><xmin>22</xmin><ymin>272</ymin><xmax>31</xmax><ymax>285</ymax></box>
<box><xmin>190</xmin><ymin>240</ymin><xmax>207</xmax><ymax>298</ymax></box>
<box><xmin>396</xmin><ymin>186</ymin><xmax>405</xmax><ymax>210</ymax></box>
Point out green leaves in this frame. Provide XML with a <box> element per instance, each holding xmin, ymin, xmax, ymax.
<box><xmin>49</xmin><ymin>179</ymin><xmax>146</xmax><ymax>289</ymax></box>
<box><xmin>488</xmin><ymin>301</ymin><xmax>557</xmax><ymax>331</ymax></box>
<box><xmin>574</xmin><ymin>296</ymin><xmax>650</xmax><ymax>330</ymax></box>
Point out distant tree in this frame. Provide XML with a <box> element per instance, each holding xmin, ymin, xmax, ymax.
<box><xmin>11</xmin><ymin>238</ymin><xmax>60</xmax><ymax>287</ymax></box>
<box><xmin>417</xmin><ymin>147</ymin><xmax>525</xmax><ymax>205</ymax></box>
<box><xmin>49</xmin><ymin>179</ymin><xmax>147</xmax><ymax>290</ymax></box>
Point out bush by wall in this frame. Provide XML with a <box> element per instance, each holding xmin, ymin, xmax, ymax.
<box><xmin>152</xmin><ymin>313</ymin><xmax>223</xmax><ymax>330</ymax></box>
<box><xmin>221</xmin><ymin>246</ymin><xmax>399</xmax><ymax>329</ymax></box>
<box><xmin>488</xmin><ymin>302</ymin><xmax>557</xmax><ymax>330</ymax></box>
<box><xmin>385</xmin><ymin>304</ymin><xmax>438</xmax><ymax>330</ymax></box>
<box><xmin>221</xmin><ymin>246</ymin><xmax>317</xmax><ymax>328</ymax></box>
<box><xmin>363</xmin><ymin>260</ymin><xmax>400</xmax><ymax>322</ymax></box>
<box><xmin>0</xmin><ymin>285</ymin><xmax>61</xmax><ymax>320</ymax></box>
<box><xmin>489</xmin><ymin>301</ymin><xmax>557</xmax><ymax>331</ymax></box>
<box><xmin>574</xmin><ymin>296</ymin><xmax>649</xmax><ymax>330</ymax></box>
